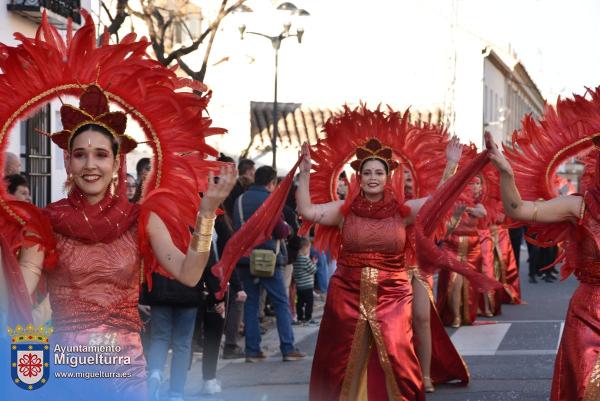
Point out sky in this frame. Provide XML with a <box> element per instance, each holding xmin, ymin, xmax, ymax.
<box><xmin>455</xmin><ymin>0</ymin><xmax>600</xmax><ymax>100</ymax></box>
<box><xmin>282</xmin><ymin>0</ymin><xmax>600</xmax><ymax>102</ymax></box>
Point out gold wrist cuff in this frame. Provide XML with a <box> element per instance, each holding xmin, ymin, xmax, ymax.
<box><xmin>532</xmin><ymin>201</ymin><xmax>539</xmax><ymax>223</ymax></box>
<box><xmin>195</xmin><ymin>215</ymin><xmax>215</xmax><ymax>237</ymax></box>
<box><xmin>190</xmin><ymin>233</ymin><xmax>212</xmax><ymax>253</ymax></box>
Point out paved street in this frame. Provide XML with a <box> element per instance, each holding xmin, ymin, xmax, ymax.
<box><xmin>178</xmin><ymin>246</ymin><xmax>577</xmax><ymax>401</ymax></box>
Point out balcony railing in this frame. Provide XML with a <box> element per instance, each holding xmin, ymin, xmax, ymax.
<box><xmin>7</xmin><ymin>0</ymin><xmax>81</xmax><ymax>27</ymax></box>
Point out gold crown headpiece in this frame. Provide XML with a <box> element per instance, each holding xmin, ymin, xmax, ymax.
<box><xmin>41</xmin><ymin>84</ymin><xmax>137</xmax><ymax>154</ymax></box>
<box><xmin>7</xmin><ymin>324</ymin><xmax>53</xmax><ymax>343</ymax></box>
<box><xmin>350</xmin><ymin>138</ymin><xmax>399</xmax><ymax>173</ymax></box>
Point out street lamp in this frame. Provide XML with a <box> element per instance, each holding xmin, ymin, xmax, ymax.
<box><xmin>239</xmin><ymin>3</ymin><xmax>309</xmax><ymax>169</ymax></box>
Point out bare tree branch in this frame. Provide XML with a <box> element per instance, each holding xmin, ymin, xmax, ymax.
<box><xmin>163</xmin><ymin>0</ymin><xmax>245</xmax><ymax>65</ymax></box>
<box><xmin>98</xmin><ymin>0</ymin><xmax>129</xmax><ymax>44</ymax></box>
<box><xmin>196</xmin><ymin>0</ymin><xmax>227</xmax><ymax>82</ymax></box>
<box><xmin>100</xmin><ymin>0</ymin><xmax>248</xmax><ymax>87</ymax></box>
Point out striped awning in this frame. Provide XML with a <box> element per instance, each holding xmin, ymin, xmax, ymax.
<box><xmin>247</xmin><ymin>101</ymin><xmax>444</xmax><ymax>155</ymax></box>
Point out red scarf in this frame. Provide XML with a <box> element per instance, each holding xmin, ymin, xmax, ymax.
<box><xmin>45</xmin><ymin>186</ymin><xmax>139</xmax><ymax>244</ymax></box>
<box><xmin>350</xmin><ymin>187</ymin><xmax>409</xmax><ymax>219</ymax></box>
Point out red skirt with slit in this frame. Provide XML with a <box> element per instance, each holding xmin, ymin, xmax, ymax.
<box><xmin>309</xmin><ymin>265</ymin><xmax>425</xmax><ymax>401</ymax></box>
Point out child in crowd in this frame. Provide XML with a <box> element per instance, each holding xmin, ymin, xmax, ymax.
<box><xmin>293</xmin><ymin>238</ymin><xmax>318</xmax><ymax>324</ymax></box>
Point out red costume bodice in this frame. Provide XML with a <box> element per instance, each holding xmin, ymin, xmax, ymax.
<box><xmin>47</xmin><ymin>227</ymin><xmax>142</xmax><ymax>333</ymax></box>
<box><xmin>338</xmin><ymin>212</ymin><xmax>407</xmax><ymax>271</ymax></box>
<box><xmin>573</xmin><ymin>210</ymin><xmax>600</xmax><ymax>285</ymax></box>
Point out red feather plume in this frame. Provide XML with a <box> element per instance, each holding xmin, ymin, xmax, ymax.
<box><xmin>504</xmin><ymin>86</ymin><xmax>600</xmax><ymax>278</ymax></box>
<box><xmin>0</xmin><ymin>11</ymin><xmax>227</xmax><ymax>297</ymax></box>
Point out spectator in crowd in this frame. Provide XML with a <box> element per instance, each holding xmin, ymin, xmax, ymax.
<box><xmin>234</xmin><ymin>165</ymin><xmax>306</xmax><ymax>362</ymax></box>
<box><xmin>132</xmin><ymin>157</ymin><xmax>151</xmax><ymax>203</ymax></box>
<box><xmin>3</xmin><ymin>152</ymin><xmax>20</xmax><ymax>175</ymax></box>
<box><xmin>133</xmin><ymin>159</ymin><xmax>153</xmax><ymax>354</ymax></box>
<box><xmin>144</xmin><ymin>260</ymin><xmax>204</xmax><ymax>401</ymax></box>
<box><xmin>126</xmin><ymin>173</ymin><xmax>137</xmax><ymax>202</ymax></box>
<box><xmin>196</xmin><ymin>210</ymin><xmax>246</xmax><ymax>394</ymax></box>
<box><xmin>312</xmin><ymin>248</ymin><xmax>330</xmax><ymax>295</ymax></box>
<box><xmin>224</xmin><ymin>158</ymin><xmax>255</xmax><ymax>217</ymax></box>
<box><xmin>283</xmin><ymin>185</ymin><xmax>301</xmax><ymax>321</ymax></box>
<box><xmin>219</xmin><ymin>155</ymin><xmax>249</xmax><ymax>359</ymax></box>
<box><xmin>293</xmin><ymin>238</ymin><xmax>318</xmax><ymax>324</ymax></box>
<box><xmin>336</xmin><ymin>171</ymin><xmax>348</xmax><ymax>200</ymax></box>
<box><xmin>4</xmin><ymin>174</ymin><xmax>31</xmax><ymax>202</ymax></box>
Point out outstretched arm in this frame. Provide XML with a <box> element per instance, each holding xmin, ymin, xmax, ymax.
<box><xmin>296</xmin><ymin>142</ymin><xmax>344</xmax><ymax>227</ymax></box>
<box><xmin>404</xmin><ymin>136</ymin><xmax>463</xmax><ymax>225</ymax></box>
<box><xmin>147</xmin><ymin>164</ymin><xmax>237</xmax><ymax>287</ymax></box>
<box><xmin>485</xmin><ymin>132</ymin><xmax>582</xmax><ymax>223</ymax></box>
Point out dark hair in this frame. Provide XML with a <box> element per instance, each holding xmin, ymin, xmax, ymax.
<box><xmin>136</xmin><ymin>158</ymin><xmax>151</xmax><ymax>178</ymax></box>
<box><xmin>238</xmin><ymin>159</ymin><xmax>255</xmax><ymax>176</ymax></box>
<box><xmin>218</xmin><ymin>153</ymin><xmax>235</xmax><ymax>163</ymax></box>
<box><xmin>126</xmin><ymin>173</ymin><xmax>135</xmax><ymax>181</ymax></box>
<box><xmin>254</xmin><ymin>166</ymin><xmax>277</xmax><ymax>186</ymax></box>
<box><xmin>4</xmin><ymin>173</ymin><xmax>28</xmax><ymax>195</ymax></box>
<box><xmin>360</xmin><ymin>157</ymin><xmax>389</xmax><ymax>175</ymax></box>
<box><xmin>69</xmin><ymin>124</ymin><xmax>119</xmax><ymax>156</ymax></box>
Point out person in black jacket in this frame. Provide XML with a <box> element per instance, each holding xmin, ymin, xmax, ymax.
<box><xmin>219</xmin><ymin>155</ymin><xmax>249</xmax><ymax>360</ymax></box>
<box><xmin>197</xmin><ymin>212</ymin><xmax>246</xmax><ymax>394</ymax></box>
<box><xmin>223</xmin><ymin>158</ymin><xmax>255</xmax><ymax>218</ymax></box>
<box><xmin>144</xmin><ymin>263</ymin><xmax>205</xmax><ymax>401</ymax></box>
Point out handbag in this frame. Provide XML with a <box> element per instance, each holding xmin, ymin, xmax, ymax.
<box><xmin>238</xmin><ymin>194</ymin><xmax>279</xmax><ymax>277</ymax></box>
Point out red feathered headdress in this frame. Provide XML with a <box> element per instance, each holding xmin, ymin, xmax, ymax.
<box><xmin>0</xmin><ymin>11</ymin><xmax>226</xmax><ymax>306</ymax></box>
<box><xmin>504</xmin><ymin>86</ymin><xmax>600</xmax><ymax>278</ymax></box>
<box><xmin>299</xmin><ymin>104</ymin><xmax>450</xmax><ymax>257</ymax></box>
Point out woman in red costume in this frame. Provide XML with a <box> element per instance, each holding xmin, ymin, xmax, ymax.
<box><xmin>0</xmin><ymin>14</ymin><xmax>238</xmax><ymax>399</ymax></box>
<box><xmin>297</xmin><ymin>105</ymin><xmax>471</xmax><ymax>401</ymax></box>
<box><xmin>437</xmin><ymin>177</ymin><xmax>489</xmax><ymax>327</ymax></box>
<box><xmin>484</xmin><ymin>86</ymin><xmax>600</xmax><ymax>401</ymax></box>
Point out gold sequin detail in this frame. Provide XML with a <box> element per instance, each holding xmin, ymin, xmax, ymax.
<box><xmin>583</xmin><ymin>353</ymin><xmax>600</xmax><ymax>401</ymax></box>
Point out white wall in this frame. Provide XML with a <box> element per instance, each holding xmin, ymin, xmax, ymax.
<box><xmin>482</xmin><ymin>57</ymin><xmax>507</xmax><ymax>147</ymax></box>
<box><xmin>2</xmin><ymin>0</ymin><xmax>91</xmax><ymax>201</ymax></box>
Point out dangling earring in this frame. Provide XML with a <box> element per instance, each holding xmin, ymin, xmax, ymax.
<box><xmin>63</xmin><ymin>173</ymin><xmax>74</xmax><ymax>194</ymax></box>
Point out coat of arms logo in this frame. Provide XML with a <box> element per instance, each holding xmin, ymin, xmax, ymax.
<box><xmin>8</xmin><ymin>324</ymin><xmax>53</xmax><ymax>390</ymax></box>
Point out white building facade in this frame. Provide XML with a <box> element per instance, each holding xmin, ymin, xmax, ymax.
<box><xmin>2</xmin><ymin>0</ymin><xmax>91</xmax><ymax>206</ymax></box>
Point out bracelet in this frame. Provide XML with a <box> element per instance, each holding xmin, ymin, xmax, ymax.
<box><xmin>195</xmin><ymin>215</ymin><xmax>215</xmax><ymax>237</ymax></box>
<box><xmin>190</xmin><ymin>233</ymin><xmax>212</xmax><ymax>253</ymax></box>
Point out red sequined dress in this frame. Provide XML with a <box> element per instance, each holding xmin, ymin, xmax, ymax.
<box><xmin>309</xmin><ymin>200</ymin><xmax>425</xmax><ymax>401</ymax></box>
<box><xmin>47</xmin><ymin>228</ymin><xmax>146</xmax><ymax>394</ymax></box>
<box><xmin>551</xmin><ymin>202</ymin><xmax>600</xmax><ymax>401</ymax></box>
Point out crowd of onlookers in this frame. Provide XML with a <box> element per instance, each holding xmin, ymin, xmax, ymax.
<box><xmin>138</xmin><ymin>155</ymin><xmax>335</xmax><ymax>400</ymax></box>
